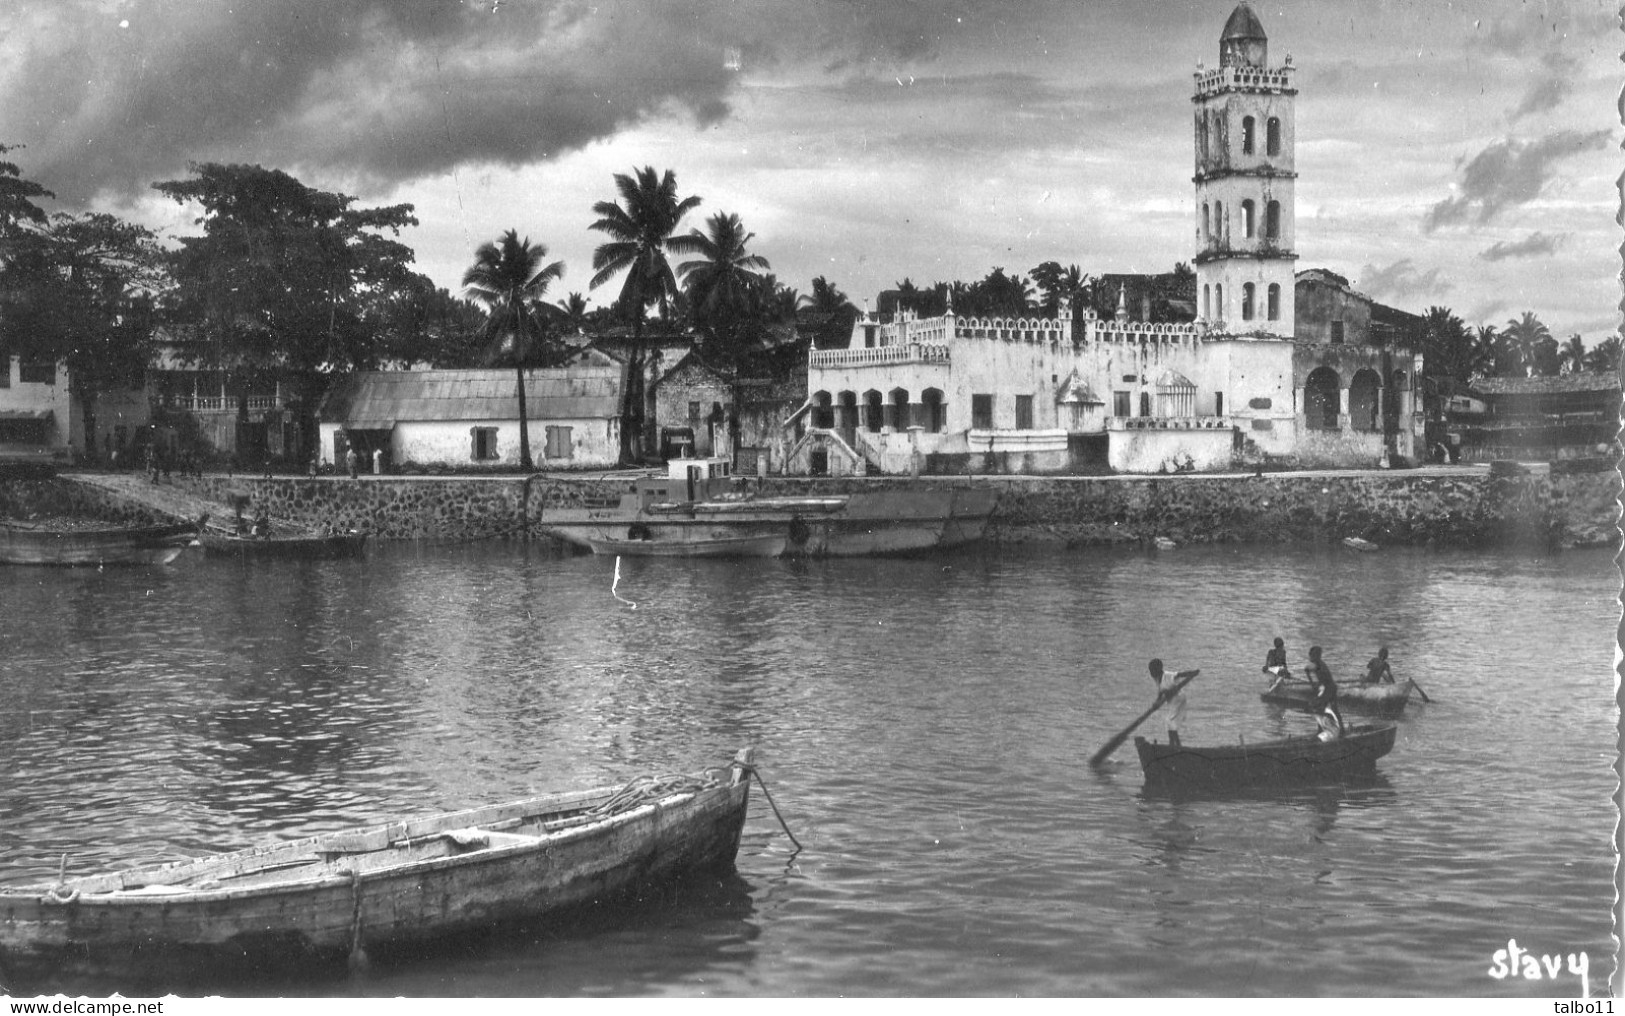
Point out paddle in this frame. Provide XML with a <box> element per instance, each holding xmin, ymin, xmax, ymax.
<box><xmin>1406</xmin><ymin>674</ymin><xmax>1432</xmax><ymax>703</ymax></box>
<box><xmin>1088</xmin><ymin>669</ymin><xmax>1200</xmax><ymax>767</ymax></box>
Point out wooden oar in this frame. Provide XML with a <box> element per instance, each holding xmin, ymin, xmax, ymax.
<box><xmin>1088</xmin><ymin>669</ymin><xmax>1200</xmax><ymax>767</ymax></box>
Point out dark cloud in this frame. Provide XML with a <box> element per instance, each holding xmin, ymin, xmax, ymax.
<box><xmin>1357</xmin><ymin>259</ymin><xmax>1450</xmax><ymax>302</ymax></box>
<box><xmin>0</xmin><ymin>0</ymin><xmax>978</xmax><ymax>207</ymax></box>
<box><xmin>1421</xmin><ymin>129</ymin><xmax>1609</xmax><ymax>231</ymax></box>
<box><xmin>1511</xmin><ymin>51</ymin><xmax>1580</xmax><ymax>119</ymax></box>
<box><xmin>1478</xmin><ymin>231</ymin><xmax>1565</xmax><ymax>262</ymax></box>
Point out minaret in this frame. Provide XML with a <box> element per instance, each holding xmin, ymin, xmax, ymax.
<box><xmin>1192</xmin><ymin>2</ymin><xmax>1296</xmax><ymax>336</ymax></box>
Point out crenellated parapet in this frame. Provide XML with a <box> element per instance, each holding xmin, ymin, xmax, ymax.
<box><xmin>811</xmin><ymin>342</ymin><xmax>950</xmax><ymax>369</ymax></box>
<box><xmin>1193</xmin><ymin>62</ymin><xmax>1294</xmax><ymax>98</ymax></box>
<box><xmin>952</xmin><ymin>315</ymin><xmax>1073</xmax><ymax>344</ymax></box>
<box><xmin>1085</xmin><ymin>318</ymin><xmax>1211</xmax><ymax>347</ymax></box>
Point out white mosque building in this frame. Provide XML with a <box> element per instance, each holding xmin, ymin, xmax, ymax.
<box><xmin>790</xmin><ymin>2</ymin><xmax>1424</xmax><ymax>476</ymax></box>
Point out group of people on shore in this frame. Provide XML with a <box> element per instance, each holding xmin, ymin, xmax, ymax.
<box><xmin>1149</xmin><ymin>640</ymin><xmax>1396</xmax><ymax>746</ymax></box>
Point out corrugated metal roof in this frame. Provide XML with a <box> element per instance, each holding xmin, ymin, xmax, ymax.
<box><xmin>1470</xmin><ymin>373</ymin><xmax>1621</xmax><ymax>397</ymax></box>
<box><xmin>319</xmin><ymin>366</ymin><xmax>624</xmax><ymax>425</ymax></box>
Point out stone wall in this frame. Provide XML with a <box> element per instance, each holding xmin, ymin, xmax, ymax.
<box><xmin>12</xmin><ymin>464</ymin><xmax>1619</xmax><ymax>550</ymax></box>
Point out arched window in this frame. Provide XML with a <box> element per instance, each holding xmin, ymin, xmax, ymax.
<box><xmin>1266</xmin><ymin>117</ymin><xmax>1281</xmax><ymax>156</ymax></box>
<box><xmin>813</xmin><ymin>391</ymin><xmax>833</xmax><ymax>429</ymax></box>
<box><xmin>1242</xmin><ymin>283</ymin><xmax>1255</xmax><ymax>320</ymax></box>
<box><xmin>836</xmin><ymin>391</ymin><xmax>858</xmax><ymax>441</ymax></box>
<box><xmin>1215</xmin><ymin>283</ymin><xmax>1224</xmax><ymax>320</ymax></box>
<box><xmin>1349</xmin><ymin>369</ymin><xmax>1382</xmax><ymax>432</ymax></box>
<box><xmin>1242</xmin><ymin>116</ymin><xmax>1255</xmax><ymax>155</ymax></box>
<box><xmin>1265</xmin><ymin>200</ymin><xmax>1280</xmax><ymax>239</ymax></box>
<box><xmin>1305</xmin><ymin>367</ymin><xmax>1340</xmax><ymax>431</ymax></box>
<box><xmin>1241</xmin><ymin>199</ymin><xmax>1255</xmax><ymax>238</ymax></box>
<box><xmin>1213</xmin><ymin>201</ymin><xmax>1224</xmax><ymax>242</ymax></box>
<box><xmin>921</xmin><ymin>388</ymin><xmax>946</xmax><ymax>433</ymax></box>
<box><xmin>1267</xmin><ymin>283</ymin><xmax>1280</xmax><ymax>320</ymax></box>
<box><xmin>887</xmin><ymin>387</ymin><xmax>911</xmax><ymax>431</ymax></box>
<box><xmin>1203</xmin><ymin>284</ymin><xmax>1211</xmax><ymax>320</ymax></box>
<box><xmin>1202</xmin><ymin>202</ymin><xmax>1210</xmax><ymax>241</ymax></box>
<box><xmin>863</xmin><ymin>390</ymin><xmax>883</xmax><ymax>432</ymax></box>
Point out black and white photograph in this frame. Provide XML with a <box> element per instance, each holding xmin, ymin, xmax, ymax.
<box><xmin>0</xmin><ymin>0</ymin><xmax>1617</xmax><ymax>1002</ymax></box>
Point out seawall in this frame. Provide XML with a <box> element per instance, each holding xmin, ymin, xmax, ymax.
<box><xmin>15</xmin><ymin>463</ymin><xmax>1621</xmax><ymax>550</ymax></box>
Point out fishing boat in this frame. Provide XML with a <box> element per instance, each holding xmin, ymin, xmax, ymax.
<box><xmin>0</xmin><ymin>518</ymin><xmax>200</xmax><ymax>567</ymax></box>
<box><xmin>1342</xmin><ymin>536</ymin><xmax>1379</xmax><ymax>552</ymax></box>
<box><xmin>0</xmin><ymin>749</ymin><xmax>755</xmax><ymax>990</ymax></box>
<box><xmin>1261</xmin><ymin>677</ymin><xmax>1418</xmax><ymax>717</ymax></box>
<box><xmin>1134</xmin><ymin>723</ymin><xmax>1398</xmax><ymax>789</ymax></box>
<box><xmin>200</xmin><ymin>530</ymin><xmax>367</xmax><ymax>560</ymax></box>
<box><xmin>541</xmin><ymin>456</ymin><xmax>999</xmax><ymax>558</ymax></box>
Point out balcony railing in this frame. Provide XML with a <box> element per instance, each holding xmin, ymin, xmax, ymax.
<box><xmin>1108</xmin><ymin>416</ymin><xmax>1232</xmax><ymax>431</ymax></box>
<box><xmin>811</xmin><ymin>343</ymin><xmax>950</xmax><ymax>369</ymax></box>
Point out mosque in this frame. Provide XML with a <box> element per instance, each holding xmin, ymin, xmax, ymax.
<box><xmin>790</xmin><ymin>2</ymin><xmax>1424</xmax><ymax>476</ymax></box>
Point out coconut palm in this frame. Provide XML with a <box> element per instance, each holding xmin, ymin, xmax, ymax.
<box><xmin>675</xmin><ymin>212</ymin><xmax>772</xmax><ymax>460</ymax></box>
<box><xmin>462</xmin><ymin>230</ymin><xmax>564</xmax><ymax>471</ymax></box>
<box><xmin>1584</xmin><ymin>336</ymin><xmax>1621</xmax><ymax>374</ymax></box>
<box><xmin>588</xmin><ymin>166</ymin><xmax>701</xmax><ymax>464</ymax></box>
<box><xmin>555</xmin><ymin>292</ymin><xmax>591</xmax><ymax>336</ymax></box>
<box><xmin>1503</xmin><ymin>311</ymin><xmax>1553</xmax><ymax>376</ymax></box>
<box><xmin>1559</xmin><ymin>334</ymin><xmax>1586</xmax><ymax>374</ymax></box>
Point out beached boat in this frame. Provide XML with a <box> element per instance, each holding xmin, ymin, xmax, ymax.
<box><xmin>0</xmin><ymin>749</ymin><xmax>754</xmax><ymax>990</ymax></box>
<box><xmin>1261</xmin><ymin>677</ymin><xmax>1417</xmax><ymax>717</ymax></box>
<box><xmin>1134</xmin><ymin>723</ymin><xmax>1398</xmax><ymax>789</ymax></box>
<box><xmin>0</xmin><ymin>518</ymin><xmax>200</xmax><ymax>567</ymax></box>
<box><xmin>200</xmin><ymin>531</ymin><xmax>367</xmax><ymax>560</ymax></box>
<box><xmin>541</xmin><ymin>456</ymin><xmax>998</xmax><ymax>557</ymax></box>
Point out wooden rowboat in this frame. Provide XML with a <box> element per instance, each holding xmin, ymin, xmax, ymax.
<box><xmin>1134</xmin><ymin>723</ymin><xmax>1398</xmax><ymax>789</ymax></box>
<box><xmin>0</xmin><ymin>749</ymin><xmax>755</xmax><ymax>991</ymax></box>
<box><xmin>1261</xmin><ymin>677</ymin><xmax>1417</xmax><ymax>717</ymax></box>
<box><xmin>200</xmin><ymin>531</ymin><xmax>367</xmax><ymax>560</ymax></box>
<box><xmin>0</xmin><ymin>519</ymin><xmax>200</xmax><ymax>567</ymax></box>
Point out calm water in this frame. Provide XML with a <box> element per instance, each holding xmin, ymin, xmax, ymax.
<box><xmin>0</xmin><ymin>540</ymin><xmax>1616</xmax><ymax>998</ymax></box>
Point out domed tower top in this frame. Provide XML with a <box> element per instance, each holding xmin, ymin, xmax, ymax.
<box><xmin>1220</xmin><ymin>2</ymin><xmax>1268</xmax><ymax>68</ymax></box>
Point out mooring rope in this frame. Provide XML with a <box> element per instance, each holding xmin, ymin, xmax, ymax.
<box><xmin>736</xmin><ymin>763</ymin><xmax>803</xmax><ymax>852</ymax></box>
<box><xmin>574</xmin><ymin>762</ymin><xmax>802</xmax><ymax>852</ymax></box>
<box><xmin>611</xmin><ymin>555</ymin><xmax>638</xmax><ymax>608</ymax></box>
<box><xmin>344</xmin><ymin>868</ymin><xmax>369</xmax><ymax>973</ymax></box>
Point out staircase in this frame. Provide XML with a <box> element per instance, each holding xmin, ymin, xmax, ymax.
<box><xmin>66</xmin><ymin>473</ymin><xmax>242</xmax><ymax>533</ymax></box>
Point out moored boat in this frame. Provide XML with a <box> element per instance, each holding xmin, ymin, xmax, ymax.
<box><xmin>0</xmin><ymin>518</ymin><xmax>200</xmax><ymax>567</ymax></box>
<box><xmin>200</xmin><ymin>531</ymin><xmax>367</xmax><ymax>560</ymax></box>
<box><xmin>0</xmin><ymin>749</ymin><xmax>755</xmax><ymax>991</ymax></box>
<box><xmin>1134</xmin><ymin>723</ymin><xmax>1397</xmax><ymax>789</ymax></box>
<box><xmin>1261</xmin><ymin>677</ymin><xmax>1417</xmax><ymax>717</ymax></box>
<box><xmin>541</xmin><ymin>456</ymin><xmax>998</xmax><ymax>557</ymax></box>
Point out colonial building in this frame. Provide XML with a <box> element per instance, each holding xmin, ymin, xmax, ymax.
<box><xmin>1450</xmin><ymin>373</ymin><xmax>1621</xmax><ymax>463</ymax></box>
<box><xmin>792</xmin><ymin>2</ymin><xmax>1424</xmax><ymax>476</ymax></box>
<box><xmin>316</xmin><ymin>351</ymin><xmax>624</xmax><ymax>471</ymax></box>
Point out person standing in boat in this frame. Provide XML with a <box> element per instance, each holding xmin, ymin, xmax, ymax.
<box><xmin>1148</xmin><ymin>658</ymin><xmax>1190</xmax><ymax>748</ymax></box>
<box><xmin>1305</xmin><ymin>645</ymin><xmax>1343</xmax><ymax>741</ymax></box>
<box><xmin>1262</xmin><ymin>636</ymin><xmax>1291</xmax><ymax>691</ymax></box>
<box><xmin>1362</xmin><ymin>646</ymin><xmax>1394</xmax><ymax>684</ymax></box>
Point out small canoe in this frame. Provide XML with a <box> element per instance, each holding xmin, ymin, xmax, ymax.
<box><xmin>0</xmin><ymin>749</ymin><xmax>755</xmax><ymax>991</ymax></box>
<box><xmin>0</xmin><ymin>519</ymin><xmax>199</xmax><ymax>567</ymax></box>
<box><xmin>1342</xmin><ymin>536</ymin><xmax>1379</xmax><ymax>552</ymax></box>
<box><xmin>1134</xmin><ymin>723</ymin><xmax>1398</xmax><ymax>789</ymax></box>
<box><xmin>1261</xmin><ymin>677</ymin><xmax>1417</xmax><ymax>717</ymax></box>
<box><xmin>200</xmin><ymin>531</ymin><xmax>367</xmax><ymax>560</ymax></box>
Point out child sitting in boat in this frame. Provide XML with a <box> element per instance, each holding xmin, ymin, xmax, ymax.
<box><xmin>1261</xmin><ymin>636</ymin><xmax>1292</xmax><ymax>692</ymax></box>
<box><xmin>251</xmin><ymin>508</ymin><xmax>271</xmax><ymax>539</ymax></box>
<box><xmin>1306</xmin><ymin>646</ymin><xmax>1343</xmax><ymax>741</ymax></box>
<box><xmin>1362</xmin><ymin>647</ymin><xmax>1394</xmax><ymax>684</ymax></box>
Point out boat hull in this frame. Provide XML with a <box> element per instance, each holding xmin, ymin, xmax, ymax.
<box><xmin>543</xmin><ymin>487</ymin><xmax>998</xmax><ymax>558</ymax></box>
<box><xmin>1261</xmin><ymin>678</ymin><xmax>1416</xmax><ymax>717</ymax></box>
<box><xmin>200</xmin><ymin>532</ymin><xmax>367</xmax><ymax>560</ymax></box>
<box><xmin>1134</xmin><ymin>723</ymin><xmax>1398</xmax><ymax>789</ymax></box>
<box><xmin>0</xmin><ymin>752</ymin><xmax>753</xmax><ymax>991</ymax></box>
<box><xmin>0</xmin><ymin>522</ymin><xmax>198</xmax><ymax>566</ymax></box>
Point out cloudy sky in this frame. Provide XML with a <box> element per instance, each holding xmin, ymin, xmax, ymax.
<box><xmin>0</xmin><ymin>0</ymin><xmax>1615</xmax><ymax>340</ymax></box>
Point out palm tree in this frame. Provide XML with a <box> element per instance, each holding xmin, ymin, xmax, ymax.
<box><xmin>461</xmin><ymin>230</ymin><xmax>564</xmax><ymax>471</ymax></box>
<box><xmin>1559</xmin><ymin>334</ymin><xmax>1586</xmax><ymax>374</ymax></box>
<box><xmin>588</xmin><ymin>166</ymin><xmax>701</xmax><ymax>464</ymax></box>
<box><xmin>555</xmin><ymin>292</ymin><xmax>591</xmax><ymax>336</ymax></box>
<box><xmin>1503</xmin><ymin>311</ymin><xmax>1553</xmax><ymax>376</ymax></box>
<box><xmin>1584</xmin><ymin>336</ymin><xmax>1621</xmax><ymax>374</ymax></box>
<box><xmin>676</xmin><ymin>212</ymin><xmax>771</xmax><ymax>461</ymax></box>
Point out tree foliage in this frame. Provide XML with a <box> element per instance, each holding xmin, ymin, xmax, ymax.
<box><xmin>0</xmin><ymin>212</ymin><xmax>165</xmax><ymax>462</ymax></box>
<box><xmin>589</xmin><ymin>166</ymin><xmax>700</xmax><ymax>463</ymax></box>
<box><xmin>153</xmin><ymin>163</ymin><xmax>420</xmax><ymax>389</ymax></box>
